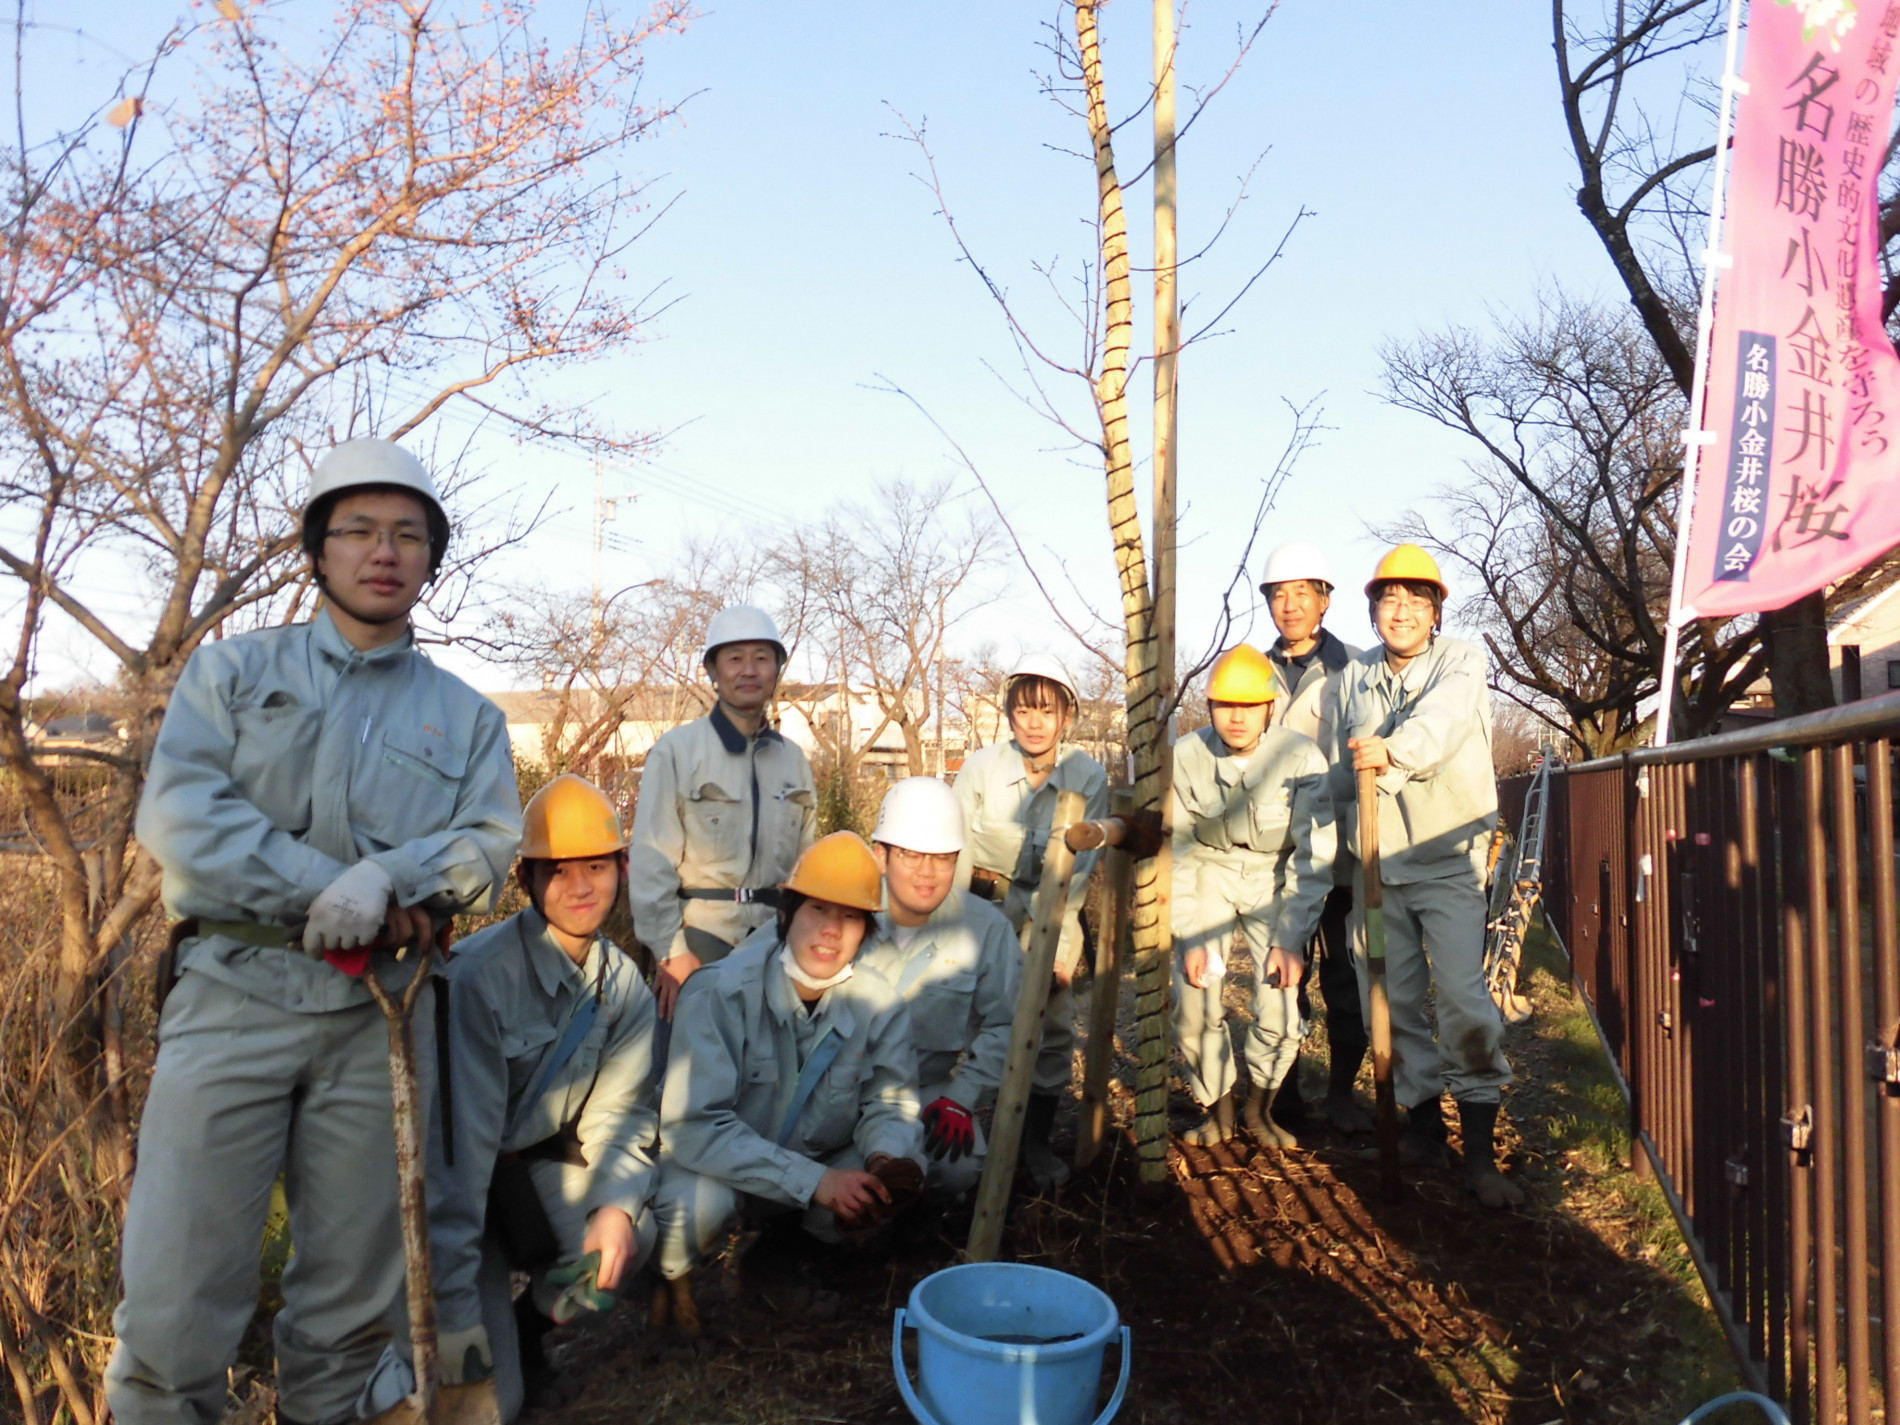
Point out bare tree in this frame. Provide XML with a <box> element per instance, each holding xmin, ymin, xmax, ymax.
<box><xmin>0</xmin><ymin>2</ymin><xmax>685</xmax><ymax>1413</ymax></box>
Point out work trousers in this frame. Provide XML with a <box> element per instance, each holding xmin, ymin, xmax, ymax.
<box><xmin>107</xmin><ymin>970</ymin><xmax>431</xmax><ymax>1425</ymax></box>
<box><xmin>997</xmin><ymin>886</ymin><xmax>1078</xmax><ymax>1094</ymax></box>
<box><xmin>1314</xmin><ymin>884</ymin><xmax>1369</xmax><ymax>1075</ymax></box>
<box><xmin>654</xmin><ymin>927</ymin><xmax>737</xmax><ymax>1071</ymax></box>
<box><xmin>1355</xmin><ymin>874</ymin><xmax>1512</xmax><ymax>1109</ymax></box>
<box><xmin>651</xmin><ymin>1146</ymin><xmax>864</xmax><ymax>1280</ymax></box>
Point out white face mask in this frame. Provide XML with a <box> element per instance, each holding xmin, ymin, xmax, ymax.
<box><xmin>779</xmin><ymin>943</ymin><xmax>854</xmax><ymax>993</ymax></box>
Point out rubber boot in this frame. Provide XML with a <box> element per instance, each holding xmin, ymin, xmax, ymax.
<box><xmin>1241</xmin><ymin>1081</ymin><xmax>1297</xmax><ymax>1148</ymax></box>
<box><xmin>514</xmin><ymin>1294</ymin><xmax>568</xmax><ymax>1412</ymax></box>
<box><xmin>1022</xmin><ymin>1093</ymin><xmax>1071</xmax><ymax>1189</ymax></box>
<box><xmin>1271</xmin><ymin>1063</ymin><xmax>1313</xmax><ymax>1135</ymax></box>
<box><xmin>1398</xmin><ymin>1095</ymin><xmax>1450</xmax><ymax>1168</ymax></box>
<box><xmin>1184</xmin><ymin>1089</ymin><xmax>1235</xmax><ymax>1146</ymax></box>
<box><xmin>1458</xmin><ymin>1099</ymin><xmax>1526</xmax><ymax>1208</ymax></box>
<box><xmin>1323</xmin><ymin>1047</ymin><xmax>1375</xmax><ymax>1135</ymax></box>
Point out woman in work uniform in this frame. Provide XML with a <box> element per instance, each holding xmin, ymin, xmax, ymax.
<box><xmin>648</xmin><ymin>832</ymin><xmax>925</xmax><ymax>1329</ymax></box>
<box><xmin>108</xmin><ymin>440</ymin><xmax>522</xmax><ymax>1425</ymax></box>
<box><xmin>953</xmin><ymin>653</ymin><xmax>1109</xmax><ymax>1188</ymax></box>
<box><xmin>856</xmin><ymin>777</ymin><xmax>1021</xmax><ymax>1198</ymax></box>
<box><xmin>628</xmin><ymin>605</ymin><xmax>816</xmax><ymax>1029</ymax></box>
<box><xmin>1335</xmin><ymin>545</ymin><xmax>1520</xmax><ymax>1208</ymax></box>
<box><xmin>1170</xmin><ymin>646</ymin><xmax>1335</xmax><ymax>1147</ymax></box>
<box><xmin>421</xmin><ymin>775</ymin><xmax>659</xmax><ymax>1420</ymax></box>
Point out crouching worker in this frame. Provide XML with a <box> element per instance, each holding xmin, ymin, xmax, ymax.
<box><xmin>857</xmin><ymin>778</ymin><xmax>1021</xmax><ymax>1199</ymax></box>
<box><xmin>421</xmin><ymin>774</ymin><xmax>660</xmax><ymax>1420</ymax></box>
<box><xmin>1338</xmin><ymin>545</ymin><xmax>1519</xmax><ymax>1208</ymax></box>
<box><xmin>650</xmin><ymin>832</ymin><xmax>926</xmax><ymax>1328</ymax></box>
<box><xmin>107</xmin><ymin>439</ymin><xmax>522</xmax><ymax>1425</ymax></box>
<box><xmin>1171</xmin><ymin>646</ymin><xmax>1335</xmax><ymax>1148</ymax></box>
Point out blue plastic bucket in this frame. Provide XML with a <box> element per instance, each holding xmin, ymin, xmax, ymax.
<box><xmin>892</xmin><ymin>1262</ymin><xmax>1131</xmax><ymax>1425</ymax></box>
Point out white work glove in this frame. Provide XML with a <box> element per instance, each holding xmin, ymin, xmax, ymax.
<box><xmin>438</xmin><ymin>1323</ymin><xmax>494</xmax><ymax>1385</ymax></box>
<box><xmin>300</xmin><ymin>859</ymin><xmax>394</xmax><ymax>955</ymax></box>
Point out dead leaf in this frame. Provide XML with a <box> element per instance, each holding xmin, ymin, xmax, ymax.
<box><xmin>216</xmin><ymin>0</ymin><xmax>243</xmax><ymax>19</ymax></box>
<box><xmin>106</xmin><ymin>96</ymin><xmax>142</xmax><ymax>128</ymax></box>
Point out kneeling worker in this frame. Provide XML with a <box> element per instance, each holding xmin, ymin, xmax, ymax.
<box><xmin>1338</xmin><ymin>545</ymin><xmax>1519</xmax><ymax>1207</ymax></box>
<box><xmin>427</xmin><ymin>774</ymin><xmax>660</xmax><ymax>1419</ymax></box>
<box><xmin>1170</xmin><ymin>646</ymin><xmax>1335</xmax><ymax>1147</ymax></box>
<box><xmin>650</xmin><ymin>832</ymin><xmax>926</xmax><ymax>1324</ymax></box>
<box><xmin>857</xmin><ymin>777</ymin><xmax>1021</xmax><ymax>1198</ymax></box>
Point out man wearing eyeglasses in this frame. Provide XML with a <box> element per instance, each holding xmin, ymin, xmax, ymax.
<box><xmin>1335</xmin><ymin>545</ymin><xmax>1519</xmax><ymax>1210</ymax></box>
<box><xmin>855</xmin><ymin>777</ymin><xmax>1020</xmax><ymax>1199</ymax></box>
<box><xmin>109</xmin><ymin>440</ymin><xmax>523</xmax><ymax>1425</ymax></box>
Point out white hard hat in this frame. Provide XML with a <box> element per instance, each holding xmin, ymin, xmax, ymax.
<box><xmin>872</xmin><ymin>776</ymin><xmax>965</xmax><ymax>854</ymax></box>
<box><xmin>702</xmin><ymin>604</ymin><xmax>787</xmax><ymax>666</ymax></box>
<box><xmin>1007</xmin><ymin>652</ymin><xmax>1078</xmax><ymax>705</ymax></box>
<box><xmin>1258</xmin><ymin>541</ymin><xmax>1335</xmax><ymax>595</ymax></box>
<box><xmin>302</xmin><ymin>439</ymin><xmax>447</xmax><ymax>564</ymax></box>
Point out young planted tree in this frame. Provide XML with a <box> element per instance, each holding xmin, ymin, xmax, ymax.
<box><xmin>0</xmin><ymin>1</ymin><xmax>684</xmax><ymax>1413</ymax></box>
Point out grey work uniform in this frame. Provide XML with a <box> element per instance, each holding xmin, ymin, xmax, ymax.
<box><xmin>1169</xmin><ymin>726</ymin><xmax>1334</xmax><ymax>1106</ymax></box>
<box><xmin>856</xmin><ymin>889</ymin><xmax>1022</xmax><ymax>1195</ymax></box>
<box><xmin>425</xmin><ymin>909</ymin><xmax>659</xmax><ymax>1423</ymax></box>
<box><xmin>952</xmin><ymin>741</ymin><xmax>1109</xmax><ymax>1093</ymax></box>
<box><xmin>1332</xmin><ymin>636</ymin><xmax>1509</xmax><ymax>1108</ymax></box>
<box><xmin>109</xmin><ymin>611</ymin><xmax>521</xmax><ymax>1425</ymax></box>
<box><xmin>627</xmin><ymin>705</ymin><xmax>816</xmax><ymax>966</ymax></box>
<box><xmin>1269</xmin><ymin>628</ymin><xmax>1368</xmax><ymax>1078</ymax></box>
<box><xmin>651</xmin><ymin>941</ymin><xmax>924</xmax><ymax>1279</ymax></box>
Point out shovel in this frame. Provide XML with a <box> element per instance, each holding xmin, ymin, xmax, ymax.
<box><xmin>1358</xmin><ymin>767</ymin><xmax>1401</xmax><ymax>1203</ymax></box>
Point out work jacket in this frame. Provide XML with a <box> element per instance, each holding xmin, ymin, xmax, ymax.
<box><xmin>856</xmin><ymin>889</ymin><xmax>1021</xmax><ymax>1110</ymax></box>
<box><xmin>430</xmin><ymin>908</ymin><xmax>659</xmax><ymax>1332</ymax></box>
<box><xmin>137</xmin><ymin>609</ymin><xmax>521</xmax><ymax>1014</ymax></box>
<box><xmin>1169</xmin><ymin>725</ymin><xmax>1336</xmax><ymax>950</ymax></box>
<box><xmin>627</xmin><ymin>706</ymin><xmax>816</xmax><ymax>960</ymax></box>
<box><xmin>660</xmin><ymin>940</ymin><xmax>923</xmax><ymax>1207</ymax></box>
<box><xmin>1270</xmin><ymin>628</ymin><xmax>1360</xmax><ymax>885</ymax></box>
<box><xmin>953</xmin><ymin>740</ymin><xmax>1108</xmax><ymax>954</ymax></box>
<box><xmin>1330</xmin><ymin>637</ymin><xmax>1498</xmax><ymax>885</ymax></box>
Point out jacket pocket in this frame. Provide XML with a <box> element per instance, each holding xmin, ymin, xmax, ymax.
<box><xmin>909</xmin><ymin>971</ymin><xmax>977</xmax><ymax>1052</ymax></box>
<box><xmin>683</xmin><ymin>782</ymin><xmax>743</xmax><ymax>858</ymax></box>
<box><xmin>502</xmin><ymin>1020</ymin><xmax>561</xmax><ymax>1104</ymax></box>
<box><xmin>366</xmin><ymin>724</ymin><xmax>470</xmax><ymax>847</ymax></box>
<box><xmin>231</xmin><ymin>704</ymin><xmax>325</xmax><ymax>832</ymax></box>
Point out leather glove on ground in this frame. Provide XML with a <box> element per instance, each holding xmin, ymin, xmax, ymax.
<box><xmin>301</xmin><ymin>859</ymin><xmax>394</xmax><ymax>955</ymax></box>
<box><xmin>438</xmin><ymin>1324</ymin><xmax>494</xmax><ymax>1385</ymax></box>
<box><xmin>546</xmin><ymin>1250</ymin><xmax>618</xmax><ymax>1325</ymax></box>
<box><xmin>921</xmin><ymin>1098</ymin><xmax>976</xmax><ymax>1161</ymax></box>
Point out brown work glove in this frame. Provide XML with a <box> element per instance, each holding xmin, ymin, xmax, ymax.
<box><xmin>849</xmin><ymin>1153</ymin><xmax>924</xmax><ymax>1236</ymax></box>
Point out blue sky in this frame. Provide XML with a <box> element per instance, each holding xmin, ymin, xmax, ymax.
<box><xmin>26</xmin><ymin>0</ymin><xmax>1674</xmax><ymax>690</ymax></box>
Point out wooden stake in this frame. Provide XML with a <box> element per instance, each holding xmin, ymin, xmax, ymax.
<box><xmin>1076</xmin><ymin>791</ymin><xmax>1135</xmax><ymax>1170</ymax></box>
<box><xmin>1358</xmin><ymin>767</ymin><xmax>1401</xmax><ymax>1202</ymax></box>
<box><xmin>967</xmin><ymin>788</ymin><xmax>1087</xmax><ymax>1261</ymax></box>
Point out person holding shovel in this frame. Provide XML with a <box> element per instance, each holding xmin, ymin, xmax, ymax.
<box><xmin>423</xmin><ymin>774</ymin><xmax>660</xmax><ymax>1420</ymax></box>
<box><xmin>627</xmin><ymin>605</ymin><xmax>816</xmax><ymax>1028</ymax></box>
<box><xmin>1335</xmin><ymin>545</ymin><xmax>1520</xmax><ymax>1208</ymax></box>
<box><xmin>952</xmin><ymin>653</ymin><xmax>1109</xmax><ymax>1187</ymax></box>
<box><xmin>647</xmin><ymin>832</ymin><xmax>925</xmax><ymax>1330</ymax></box>
<box><xmin>856</xmin><ymin>776</ymin><xmax>1021</xmax><ymax>1199</ymax></box>
<box><xmin>1169</xmin><ymin>645</ymin><xmax>1335</xmax><ymax>1147</ymax></box>
<box><xmin>107</xmin><ymin>439</ymin><xmax>522</xmax><ymax>1425</ymax></box>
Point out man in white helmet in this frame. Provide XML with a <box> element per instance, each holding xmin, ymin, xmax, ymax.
<box><xmin>855</xmin><ymin>777</ymin><xmax>1021</xmax><ymax>1198</ymax></box>
<box><xmin>627</xmin><ymin>605</ymin><xmax>816</xmax><ymax>1028</ymax></box>
<box><xmin>953</xmin><ymin>652</ymin><xmax>1108</xmax><ymax>1188</ymax></box>
<box><xmin>1257</xmin><ymin>541</ymin><xmax>1371</xmax><ymax>1138</ymax></box>
<box><xmin>108</xmin><ymin>439</ymin><xmax>523</xmax><ymax>1425</ymax></box>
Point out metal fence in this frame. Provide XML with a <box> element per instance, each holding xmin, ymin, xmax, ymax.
<box><xmin>1533</xmin><ymin>695</ymin><xmax>1900</xmax><ymax>1424</ymax></box>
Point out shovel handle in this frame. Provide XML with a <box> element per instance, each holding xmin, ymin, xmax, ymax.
<box><xmin>1358</xmin><ymin>767</ymin><xmax>1401</xmax><ymax>1202</ymax></box>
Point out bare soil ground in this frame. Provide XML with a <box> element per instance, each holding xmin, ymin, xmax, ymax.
<box><xmin>522</xmin><ymin>923</ymin><xmax>1740</xmax><ymax>1425</ymax></box>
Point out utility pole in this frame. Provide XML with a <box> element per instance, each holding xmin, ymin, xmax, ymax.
<box><xmin>591</xmin><ymin>457</ymin><xmax>618</xmax><ymax>632</ymax></box>
<box><xmin>1132</xmin><ymin>0</ymin><xmax>1180</xmax><ymax>1182</ymax></box>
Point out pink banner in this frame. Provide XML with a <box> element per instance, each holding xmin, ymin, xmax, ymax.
<box><xmin>1680</xmin><ymin>0</ymin><xmax>1900</xmax><ymax>620</ymax></box>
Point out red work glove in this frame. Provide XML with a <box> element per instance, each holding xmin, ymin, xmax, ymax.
<box><xmin>324</xmin><ymin>948</ymin><xmax>373</xmax><ymax>977</ymax></box>
<box><xmin>921</xmin><ymin>1097</ymin><xmax>976</xmax><ymax>1161</ymax></box>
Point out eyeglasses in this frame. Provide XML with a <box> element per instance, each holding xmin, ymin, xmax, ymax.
<box><xmin>889</xmin><ymin>847</ymin><xmax>958</xmax><ymax>870</ymax></box>
<box><xmin>325</xmin><ymin>523</ymin><xmax>429</xmax><ymax>553</ymax></box>
<box><xmin>1374</xmin><ymin>592</ymin><xmax>1436</xmax><ymax>615</ymax></box>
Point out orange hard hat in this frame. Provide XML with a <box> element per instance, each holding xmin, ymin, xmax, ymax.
<box><xmin>518</xmin><ymin>774</ymin><xmax>629</xmax><ymax>861</ymax></box>
<box><xmin>1206</xmin><ymin>645</ymin><xmax>1283</xmax><ymax>705</ymax></box>
<box><xmin>782</xmin><ymin>831</ymin><xmax>884</xmax><ymax>912</ymax></box>
<box><xmin>1364</xmin><ymin>543</ymin><xmax>1449</xmax><ymax>600</ymax></box>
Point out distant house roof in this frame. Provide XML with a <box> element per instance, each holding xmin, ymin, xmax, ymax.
<box><xmin>42</xmin><ymin>713</ymin><xmax>118</xmax><ymax>739</ymax></box>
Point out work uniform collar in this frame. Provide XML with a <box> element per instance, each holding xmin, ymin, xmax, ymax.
<box><xmin>765</xmin><ymin>938</ymin><xmax>858</xmax><ymax>1033</ymax></box>
<box><xmin>1268</xmin><ymin>626</ymin><xmax>1351</xmax><ymax>675</ymax></box>
<box><xmin>709</xmin><ymin>702</ymin><xmax>782</xmax><ymax>755</ymax></box>
<box><xmin>517</xmin><ymin>906</ymin><xmax>599</xmax><ymax>1000</ymax></box>
<box><xmin>1003</xmin><ymin>740</ymin><xmax>1086</xmax><ymax>791</ymax></box>
<box><xmin>311</xmin><ymin>606</ymin><xmax>416</xmax><ymax>669</ymax></box>
<box><xmin>1368</xmin><ymin>638</ymin><xmax>1442</xmax><ymax>700</ymax></box>
<box><xmin>873</xmin><ymin>888</ymin><xmax>963</xmax><ymax>952</ymax></box>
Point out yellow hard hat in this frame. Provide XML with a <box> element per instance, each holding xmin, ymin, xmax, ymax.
<box><xmin>518</xmin><ymin>774</ymin><xmax>629</xmax><ymax>861</ymax></box>
<box><xmin>1365</xmin><ymin>543</ymin><xmax>1449</xmax><ymax>600</ymax></box>
<box><xmin>782</xmin><ymin>831</ymin><xmax>884</xmax><ymax>912</ymax></box>
<box><xmin>1206</xmin><ymin>645</ymin><xmax>1282</xmax><ymax>705</ymax></box>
